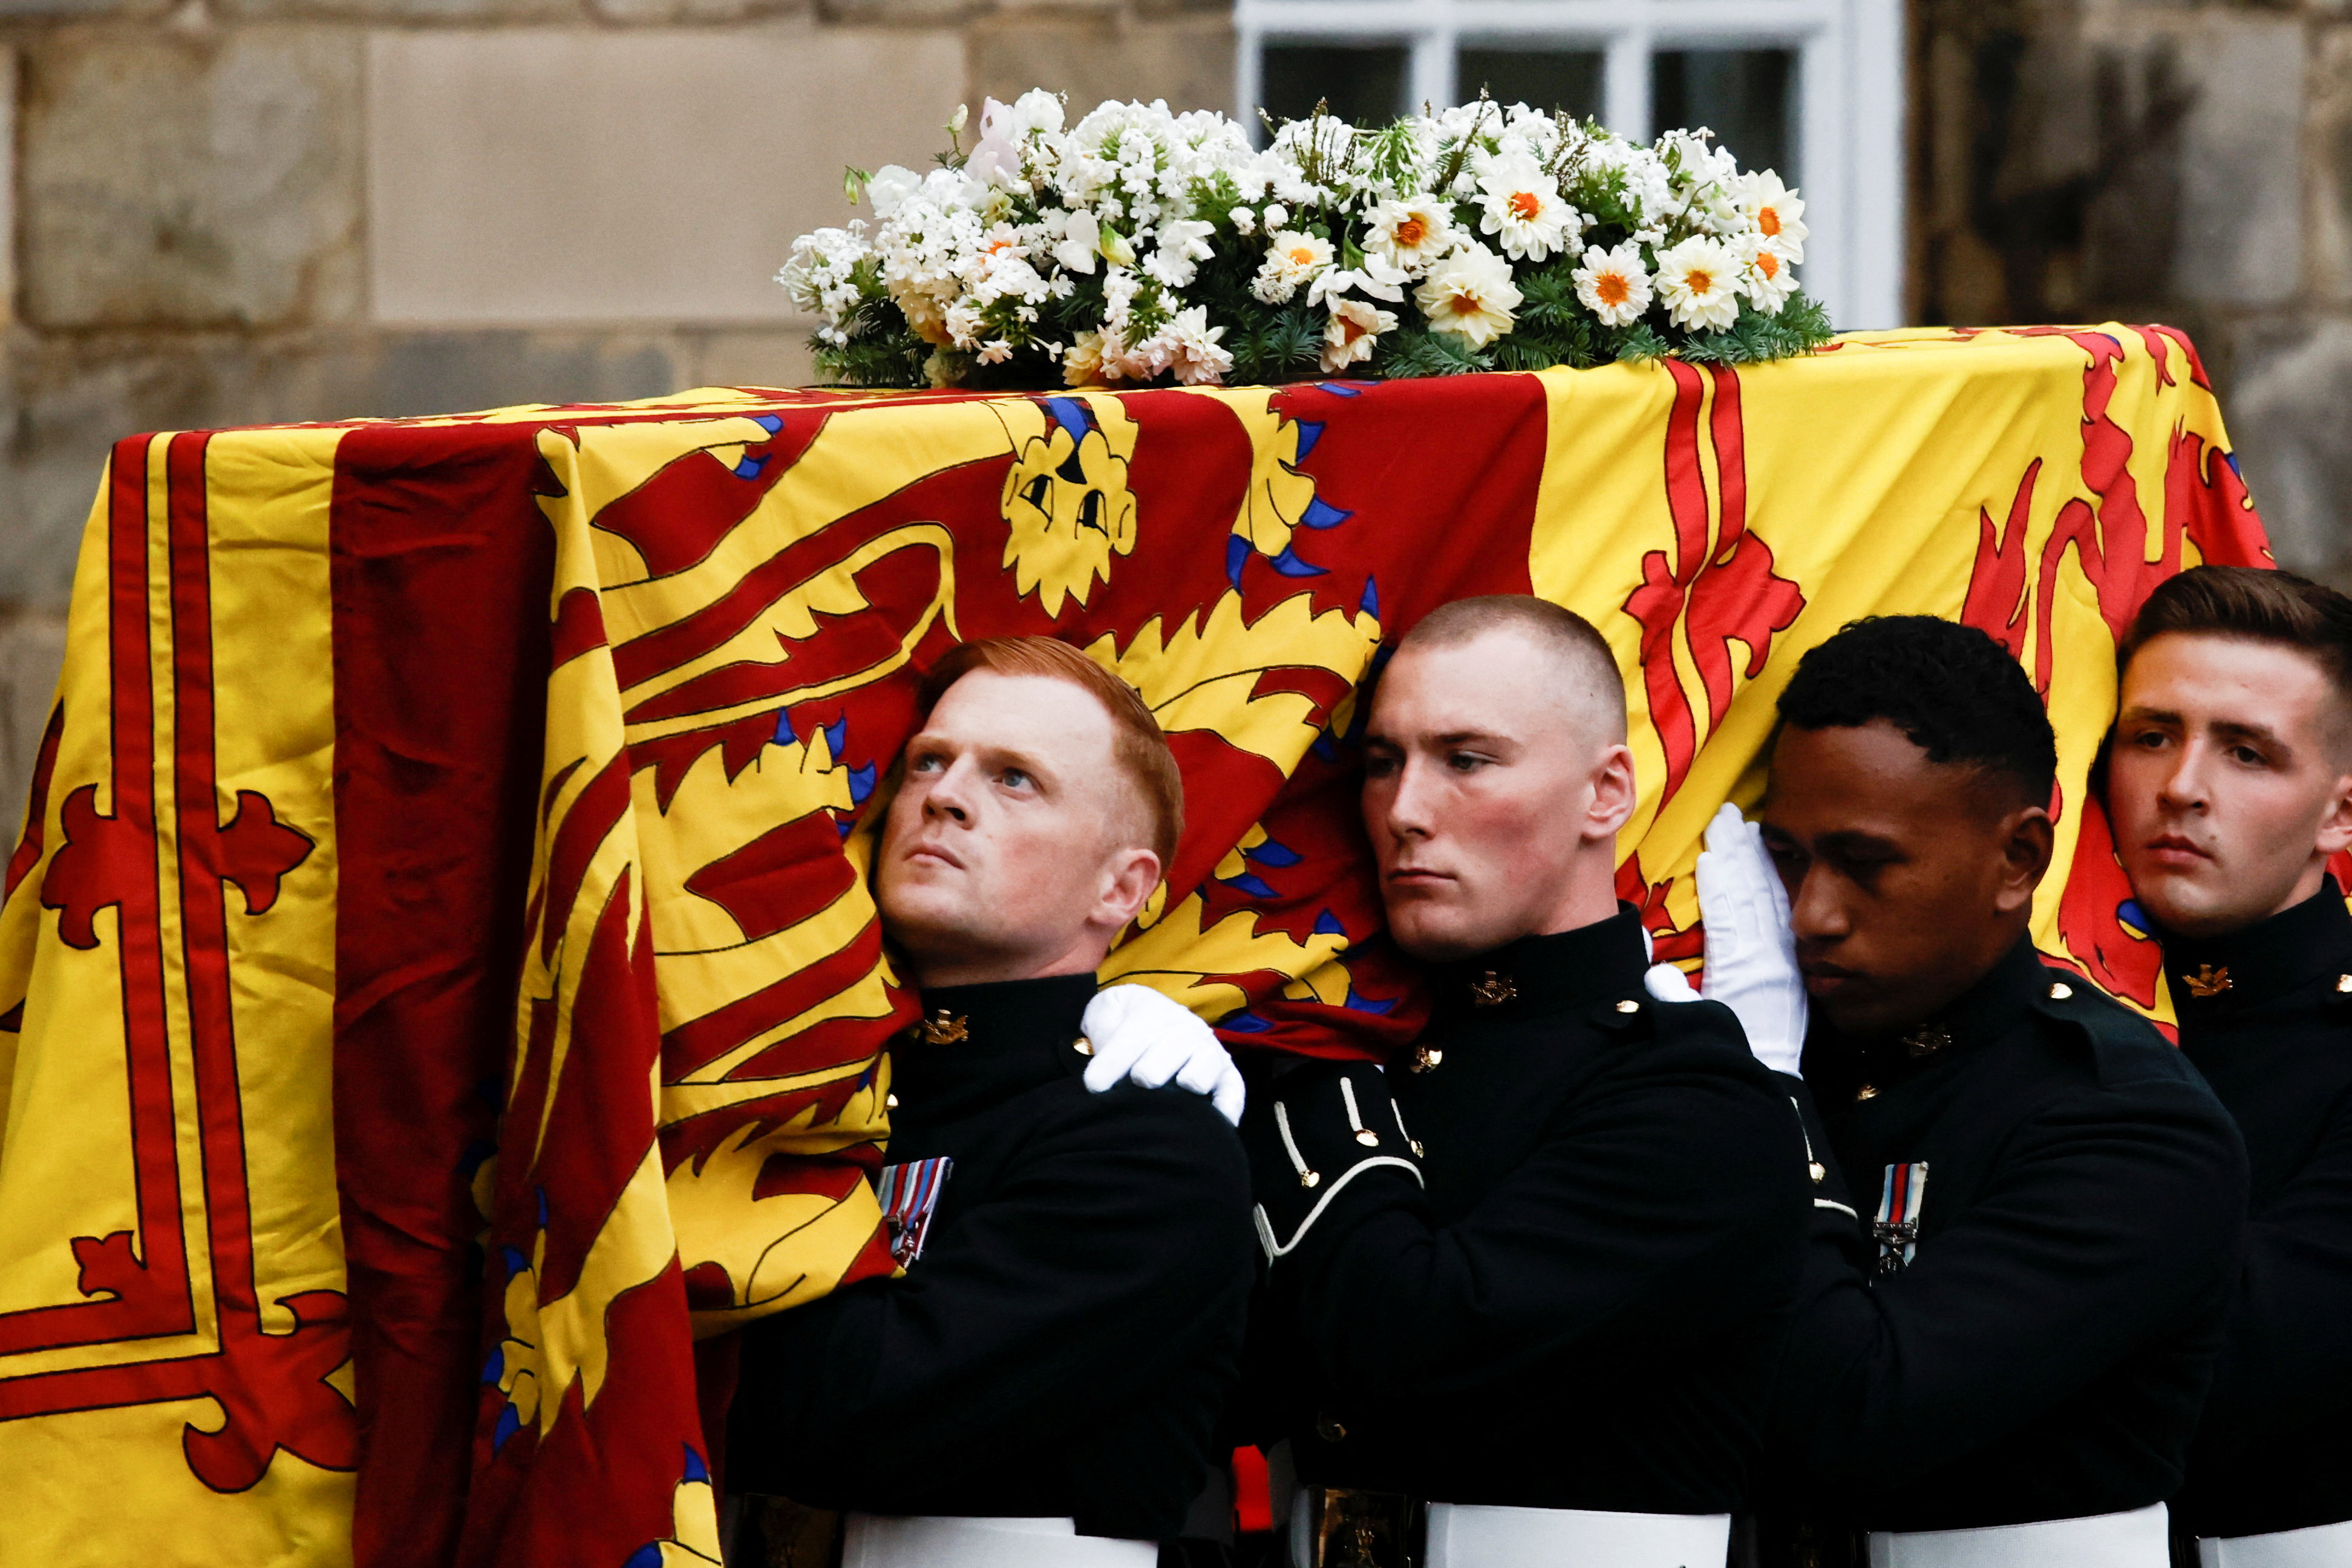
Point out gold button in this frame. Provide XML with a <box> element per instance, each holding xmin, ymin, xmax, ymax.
<box><xmin>2337</xmin><ymin>974</ymin><xmax>2351</xmax><ymax>994</ymax></box>
<box><xmin>1354</xmin><ymin>1129</ymin><xmax>1379</xmax><ymax>1147</ymax></box>
<box><xmin>886</xmin><ymin>1093</ymin><xmax>900</xmax><ymax>1109</ymax></box>
<box><xmin>1616</xmin><ymin>998</ymin><xmax>1641</xmax><ymax>1014</ymax></box>
<box><xmin>1856</xmin><ymin>1084</ymin><xmax>1879</xmax><ymax>1102</ymax></box>
<box><xmin>2047</xmin><ymin>982</ymin><xmax>2073</xmax><ymax>1001</ymax></box>
<box><xmin>1315</xmin><ymin>1415</ymin><xmax>1347</xmax><ymax>1443</ymax></box>
<box><xmin>1072</xmin><ymin>1035</ymin><xmax>1093</xmax><ymax>1057</ymax></box>
<box><xmin>1411</xmin><ymin>1046</ymin><xmax>1443</xmax><ymax>1073</ymax></box>
<box><xmin>1808</xmin><ymin>1161</ymin><xmax>1826</xmax><ymax>1184</ymax></box>
<box><xmin>1299</xmin><ymin>1169</ymin><xmax>1321</xmax><ymax>1189</ymax></box>
<box><xmin>1410</xmin><ymin>1139</ymin><xmax>1426</xmax><ymax>1157</ymax></box>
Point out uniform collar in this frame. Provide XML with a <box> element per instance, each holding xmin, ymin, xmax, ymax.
<box><xmin>1824</xmin><ymin>935</ymin><xmax>2050</xmax><ymax>1097</ymax></box>
<box><xmin>889</xmin><ymin>971</ymin><xmax>1096</xmax><ymax>1122</ymax></box>
<box><xmin>2160</xmin><ymin>876</ymin><xmax>2352</xmax><ymax>1019</ymax></box>
<box><xmin>1432</xmin><ymin>903</ymin><xmax>1651</xmax><ymax>1025</ymax></box>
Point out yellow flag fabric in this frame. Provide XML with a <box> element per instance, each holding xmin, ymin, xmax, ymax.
<box><xmin>0</xmin><ymin>326</ymin><xmax>2264</xmax><ymax>1566</ymax></box>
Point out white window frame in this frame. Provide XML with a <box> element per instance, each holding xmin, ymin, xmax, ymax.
<box><xmin>1235</xmin><ymin>0</ymin><xmax>1904</xmax><ymax>330</ymax></box>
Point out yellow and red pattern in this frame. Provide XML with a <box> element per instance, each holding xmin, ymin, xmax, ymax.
<box><xmin>0</xmin><ymin>327</ymin><xmax>2265</xmax><ymax>1566</ymax></box>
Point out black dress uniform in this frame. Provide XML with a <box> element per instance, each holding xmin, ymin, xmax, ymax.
<box><xmin>2161</xmin><ymin>880</ymin><xmax>2352</xmax><ymax>1545</ymax></box>
<box><xmin>727</xmin><ymin>973</ymin><xmax>1256</xmax><ymax>1542</ymax></box>
<box><xmin>1247</xmin><ymin>906</ymin><xmax>1812</xmax><ymax>1517</ymax></box>
<box><xmin>1766</xmin><ymin>937</ymin><xmax>2249</xmax><ymax>1543</ymax></box>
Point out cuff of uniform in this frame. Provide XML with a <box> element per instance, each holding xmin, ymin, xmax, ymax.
<box><xmin>1244</xmin><ymin>1060</ymin><xmax>1424</xmax><ymax>1263</ymax></box>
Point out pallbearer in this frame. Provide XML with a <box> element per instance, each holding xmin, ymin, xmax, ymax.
<box><xmin>2104</xmin><ymin>567</ymin><xmax>2352</xmax><ymax>1567</ymax></box>
<box><xmin>1246</xmin><ymin>596</ymin><xmax>1813</xmax><ymax>1568</ymax></box>
<box><xmin>1701</xmin><ymin>615</ymin><xmax>2249</xmax><ymax>1567</ymax></box>
<box><xmin>728</xmin><ymin>636</ymin><xmax>1252</xmax><ymax>1568</ymax></box>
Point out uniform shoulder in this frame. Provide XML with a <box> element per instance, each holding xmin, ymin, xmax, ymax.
<box><xmin>2031</xmin><ymin>965</ymin><xmax>2215</xmax><ymax>1096</ymax></box>
<box><xmin>1586</xmin><ymin>988</ymin><xmax>1779</xmax><ymax>1089</ymax></box>
<box><xmin>1033</xmin><ymin>1076</ymin><xmax>1252</xmax><ymax>1184</ymax></box>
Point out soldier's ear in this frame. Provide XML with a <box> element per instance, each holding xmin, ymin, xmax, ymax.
<box><xmin>2314</xmin><ymin>769</ymin><xmax>2352</xmax><ymax>860</ymax></box>
<box><xmin>1993</xmin><ymin>804</ymin><xmax>2054</xmax><ymax>914</ymax></box>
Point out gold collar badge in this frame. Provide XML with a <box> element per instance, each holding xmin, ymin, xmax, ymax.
<box><xmin>1903</xmin><ymin>1026</ymin><xmax>1952</xmax><ymax>1060</ymax></box>
<box><xmin>913</xmin><ymin>1010</ymin><xmax>970</xmax><ymax>1045</ymax></box>
<box><xmin>2183</xmin><ymin>964</ymin><xmax>2233</xmax><ymax>999</ymax></box>
<box><xmin>1469</xmin><ymin>971</ymin><xmax>1517</xmax><ymax>1008</ymax></box>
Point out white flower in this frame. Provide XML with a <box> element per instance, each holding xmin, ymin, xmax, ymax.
<box><xmin>1414</xmin><ymin>243</ymin><xmax>1521</xmax><ymax>347</ymax></box>
<box><xmin>1738</xmin><ymin>236</ymin><xmax>1797</xmax><ymax>313</ymax></box>
<box><xmin>1144</xmin><ymin>217</ymin><xmax>1216</xmax><ymax>287</ymax></box>
<box><xmin>1571</xmin><ymin>241</ymin><xmax>1653</xmax><ymax>328</ymax></box>
<box><xmin>1475</xmin><ymin>155</ymin><xmax>1578</xmax><ymax>263</ymax></box>
<box><xmin>1365</xmin><ymin>195</ymin><xmax>1456</xmax><ymax>274</ymax></box>
<box><xmin>1653</xmin><ymin>235</ymin><xmax>1742</xmax><ymax>332</ymax></box>
<box><xmin>1737</xmin><ymin>171</ymin><xmax>1809</xmax><ymax>263</ymax></box>
<box><xmin>966</xmin><ymin>98</ymin><xmax>1025</xmax><ymax>186</ymax></box>
<box><xmin>979</xmin><ymin>339</ymin><xmax>1014</xmax><ymax>364</ymax></box>
<box><xmin>1231</xmin><ymin>206</ymin><xmax>1257</xmax><ymax>237</ymax></box>
<box><xmin>866</xmin><ymin>165</ymin><xmax>924</xmax><ymax>220</ymax></box>
<box><xmin>1160</xmin><ymin>306</ymin><xmax>1234</xmax><ymax>385</ymax></box>
<box><xmin>1048</xmin><ymin>209</ymin><xmax>1101</xmax><ymax>274</ymax></box>
<box><xmin>1263</xmin><ymin>202</ymin><xmax>1289</xmax><ymax>230</ymax></box>
<box><xmin>1308</xmin><ymin>252</ymin><xmax>1410</xmax><ymax>306</ymax></box>
<box><xmin>1252</xmin><ymin>229</ymin><xmax>1334</xmax><ymax>304</ymax></box>
<box><xmin>1322</xmin><ymin>298</ymin><xmax>1397</xmax><ymax>372</ymax></box>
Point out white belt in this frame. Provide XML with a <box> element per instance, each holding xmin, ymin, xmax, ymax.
<box><xmin>1868</xmin><ymin>1503</ymin><xmax>2169</xmax><ymax>1567</ymax></box>
<box><xmin>1424</xmin><ymin>1502</ymin><xmax>1732</xmax><ymax>1567</ymax></box>
<box><xmin>2198</xmin><ymin>1517</ymin><xmax>2352</xmax><ymax>1567</ymax></box>
<box><xmin>841</xmin><ymin>1514</ymin><xmax>1158</xmax><ymax>1568</ymax></box>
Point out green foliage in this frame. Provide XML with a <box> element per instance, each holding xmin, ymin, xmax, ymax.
<box><xmin>1671</xmin><ymin>290</ymin><xmax>1834</xmax><ymax>364</ymax></box>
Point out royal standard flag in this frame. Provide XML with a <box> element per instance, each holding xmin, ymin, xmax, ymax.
<box><xmin>0</xmin><ymin>327</ymin><xmax>2265</xmax><ymax>1566</ymax></box>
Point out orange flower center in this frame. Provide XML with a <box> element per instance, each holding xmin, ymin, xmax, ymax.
<box><xmin>1338</xmin><ymin>314</ymin><xmax>1371</xmax><ymax>345</ymax></box>
<box><xmin>1508</xmin><ymin>190</ymin><xmax>1541</xmax><ymax>221</ymax></box>
<box><xmin>1288</xmin><ymin>245</ymin><xmax>1318</xmax><ymax>266</ymax></box>
<box><xmin>1595</xmin><ymin>272</ymin><xmax>1629</xmax><ymax>307</ymax></box>
<box><xmin>1756</xmin><ymin>250</ymin><xmax>1780</xmax><ymax>279</ymax></box>
<box><xmin>1448</xmin><ymin>287</ymin><xmax>1483</xmax><ymax>315</ymax></box>
<box><xmin>1760</xmin><ymin>207</ymin><xmax>1782</xmax><ymax>237</ymax></box>
<box><xmin>1394</xmin><ymin>217</ymin><xmax>1428</xmax><ymax>247</ymax></box>
<box><xmin>1686</xmin><ymin>267</ymin><xmax>1714</xmax><ymax>294</ymax></box>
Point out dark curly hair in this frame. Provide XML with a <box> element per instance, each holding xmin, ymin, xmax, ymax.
<box><xmin>1777</xmin><ymin>616</ymin><xmax>2057</xmax><ymax>806</ymax></box>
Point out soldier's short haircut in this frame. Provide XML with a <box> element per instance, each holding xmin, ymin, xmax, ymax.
<box><xmin>2121</xmin><ymin>565</ymin><xmax>2352</xmax><ymax>710</ymax></box>
<box><xmin>1778</xmin><ymin>615</ymin><xmax>2057</xmax><ymax>807</ymax></box>
<box><xmin>1399</xmin><ymin>595</ymin><xmax>1628</xmax><ymax>741</ymax></box>
<box><xmin>918</xmin><ymin>636</ymin><xmax>1184</xmax><ymax>866</ymax></box>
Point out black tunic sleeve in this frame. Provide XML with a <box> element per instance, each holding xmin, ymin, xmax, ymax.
<box><xmin>2192</xmin><ymin>1089</ymin><xmax>2352</xmax><ymax>1462</ymax></box>
<box><xmin>729</xmin><ymin>1086</ymin><xmax>1253</xmax><ymax>1498</ymax></box>
<box><xmin>1278</xmin><ymin>1033</ymin><xmax>1809</xmax><ymax>1403</ymax></box>
<box><xmin>1770</xmin><ymin>1073</ymin><xmax>2247</xmax><ymax>1488</ymax></box>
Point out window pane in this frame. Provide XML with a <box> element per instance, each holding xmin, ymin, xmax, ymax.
<box><xmin>1652</xmin><ymin>48</ymin><xmax>1796</xmax><ymax>180</ymax></box>
<box><xmin>1258</xmin><ymin>43</ymin><xmax>1411</xmax><ymax>132</ymax></box>
<box><xmin>1457</xmin><ymin>48</ymin><xmax>1604</xmax><ymax>122</ymax></box>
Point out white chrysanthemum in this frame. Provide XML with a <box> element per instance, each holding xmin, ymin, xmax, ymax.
<box><xmin>1308</xmin><ymin>252</ymin><xmax>1409</xmax><ymax>307</ymax></box>
<box><xmin>1571</xmin><ymin>241</ymin><xmax>1653</xmax><ymax>328</ymax></box>
<box><xmin>1252</xmin><ymin>230</ymin><xmax>1335</xmax><ymax>304</ymax></box>
<box><xmin>1143</xmin><ymin>217</ymin><xmax>1216</xmax><ymax>288</ymax></box>
<box><xmin>1414</xmin><ymin>243</ymin><xmax>1521</xmax><ymax>347</ymax></box>
<box><xmin>1739</xmin><ymin>171</ymin><xmax>1809</xmax><ymax>263</ymax></box>
<box><xmin>865</xmin><ymin>165</ymin><xmax>924</xmax><ymax>221</ymax></box>
<box><xmin>1738</xmin><ymin>236</ymin><xmax>1797</xmax><ymax>313</ymax></box>
<box><xmin>1653</xmin><ymin>235</ymin><xmax>1742</xmax><ymax>331</ymax></box>
<box><xmin>1475</xmin><ymin>154</ymin><xmax>1578</xmax><ymax>263</ymax></box>
<box><xmin>1364</xmin><ymin>195</ymin><xmax>1456</xmax><ymax>274</ymax></box>
<box><xmin>1322</xmin><ymin>298</ymin><xmax>1397</xmax><ymax>372</ymax></box>
<box><xmin>1158</xmin><ymin>306</ymin><xmax>1234</xmax><ymax>385</ymax></box>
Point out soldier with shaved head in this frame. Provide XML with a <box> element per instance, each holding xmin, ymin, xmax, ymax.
<box><xmin>1243</xmin><ymin>595</ymin><xmax>1814</xmax><ymax>1568</ymax></box>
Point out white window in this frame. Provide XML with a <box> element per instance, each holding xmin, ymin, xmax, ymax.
<box><xmin>1234</xmin><ymin>0</ymin><xmax>1904</xmax><ymax>329</ymax></box>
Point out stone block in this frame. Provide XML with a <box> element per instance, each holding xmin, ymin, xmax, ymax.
<box><xmin>0</xmin><ymin>325</ymin><xmax>693</xmax><ymax>611</ymax></box>
<box><xmin>366</xmin><ymin>25</ymin><xmax>964</xmax><ymax>325</ymax></box>
<box><xmin>967</xmin><ymin>15</ymin><xmax>1237</xmax><ymax>117</ymax></box>
<box><xmin>21</xmin><ymin>28</ymin><xmax>364</xmax><ymax>329</ymax></box>
<box><xmin>2226</xmin><ymin>316</ymin><xmax>2352</xmax><ymax>587</ymax></box>
<box><xmin>0</xmin><ymin>609</ymin><xmax>68</xmax><ymax>830</ymax></box>
<box><xmin>2169</xmin><ymin>15</ymin><xmax>2304</xmax><ymax>308</ymax></box>
<box><xmin>223</xmin><ymin>0</ymin><xmax>577</xmax><ymax>21</ymax></box>
<box><xmin>595</xmin><ymin>0</ymin><xmax>801</xmax><ymax>23</ymax></box>
<box><xmin>2312</xmin><ymin>25</ymin><xmax>2352</xmax><ymax>305</ymax></box>
<box><xmin>682</xmin><ymin>325</ymin><xmax>819</xmax><ymax>390</ymax></box>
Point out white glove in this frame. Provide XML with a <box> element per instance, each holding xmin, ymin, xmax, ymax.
<box><xmin>1689</xmin><ymin>802</ymin><xmax>1808</xmax><ymax>1076</ymax></box>
<box><xmin>1080</xmin><ymin>984</ymin><xmax>1247</xmax><ymax>1126</ymax></box>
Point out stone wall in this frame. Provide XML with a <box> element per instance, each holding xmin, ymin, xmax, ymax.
<box><xmin>0</xmin><ymin>0</ymin><xmax>1230</xmax><ymax>814</ymax></box>
<box><xmin>1910</xmin><ymin>0</ymin><xmax>2351</xmax><ymax>584</ymax></box>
